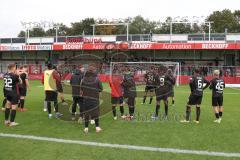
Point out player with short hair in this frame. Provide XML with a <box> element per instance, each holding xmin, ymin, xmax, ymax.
<box><xmin>3</xmin><ymin>63</ymin><xmax>21</xmax><ymax>127</ymax></box>
<box><xmin>109</xmin><ymin>72</ymin><xmax>125</xmax><ymax>120</ymax></box>
<box><xmin>18</xmin><ymin>65</ymin><xmax>30</xmax><ymax>112</ymax></box>
<box><xmin>42</xmin><ymin>63</ymin><xmax>62</xmax><ymax>118</ymax></box>
<box><xmin>209</xmin><ymin>70</ymin><xmax>225</xmax><ymax>123</ymax></box>
<box><xmin>181</xmin><ymin>68</ymin><xmax>210</xmax><ymax>124</ymax></box>
<box><xmin>142</xmin><ymin>66</ymin><xmax>156</xmax><ymax>105</ymax></box>
<box><xmin>122</xmin><ymin>69</ymin><xmax>136</xmax><ymax>120</ymax></box>
<box><xmin>70</xmin><ymin>65</ymin><xmax>84</xmax><ymax>120</ymax></box>
<box><xmin>152</xmin><ymin>67</ymin><xmax>175</xmax><ymax>120</ymax></box>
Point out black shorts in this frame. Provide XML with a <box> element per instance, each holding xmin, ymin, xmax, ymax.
<box><xmin>111</xmin><ymin>96</ymin><xmax>123</xmax><ymax>104</ymax></box>
<box><xmin>57</xmin><ymin>84</ymin><xmax>63</xmax><ymax>93</ymax></box>
<box><xmin>212</xmin><ymin>96</ymin><xmax>223</xmax><ymax>106</ymax></box>
<box><xmin>188</xmin><ymin>95</ymin><xmax>203</xmax><ymax>105</ymax></box>
<box><xmin>45</xmin><ymin>91</ymin><xmax>58</xmax><ymax>102</ymax></box>
<box><xmin>145</xmin><ymin>85</ymin><xmax>155</xmax><ymax>92</ymax></box>
<box><xmin>73</xmin><ymin>96</ymin><xmax>83</xmax><ymax>104</ymax></box>
<box><xmin>156</xmin><ymin>94</ymin><xmax>168</xmax><ymax>101</ymax></box>
<box><xmin>19</xmin><ymin>87</ymin><xmax>27</xmax><ymax>97</ymax></box>
<box><xmin>124</xmin><ymin>97</ymin><xmax>135</xmax><ymax>107</ymax></box>
<box><xmin>6</xmin><ymin>93</ymin><xmax>19</xmax><ymax>105</ymax></box>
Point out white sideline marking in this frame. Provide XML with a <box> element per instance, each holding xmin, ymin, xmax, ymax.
<box><xmin>0</xmin><ymin>133</ymin><xmax>240</xmax><ymax>158</ymax></box>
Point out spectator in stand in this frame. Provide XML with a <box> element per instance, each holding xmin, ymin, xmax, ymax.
<box><xmin>220</xmin><ymin>69</ymin><xmax>223</xmax><ymax>78</ymax></box>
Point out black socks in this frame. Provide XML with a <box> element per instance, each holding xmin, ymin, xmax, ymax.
<box><xmin>54</xmin><ymin>101</ymin><xmax>58</xmax><ymax>112</ymax></box>
<box><xmin>47</xmin><ymin>102</ymin><xmax>51</xmax><ymax>114</ymax></box>
<box><xmin>185</xmin><ymin>105</ymin><xmax>191</xmax><ymax>121</ymax></box>
<box><xmin>10</xmin><ymin>110</ymin><xmax>16</xmax><ymax>122</ymax></box>
<box><xmin>165</xmin><ymin>104</ymin><xmax>168</xmax><ymax>116</ymax></box>
<box><xmin>112</xmin><ymin>106</ymin><xmax>116</xmax><ymax>117</ymax></box>
<box><xmin>120</xmin><ymin>106</ymin><xmax>124</xmax><ymax>116</ymax></box>
<box><xmin>5</xmin><ymin>108</ymin><xmax>10</xmax><ymax>121</ymax></box>
<box><xmin>196</xmin><ymin>107</ymin><xmax>201</xmax><ymax>121</ymax></box>
<box><xmin>219</xmin><ymin>112</ymin><xmax>223</xmax><ymax>118</ymax></box>
<box><xmin>155</xmin><ymin>105</ymin><xmax>160</xmax><ymax>117</ymax></box>
<box><xmin>149</xmin><ymin>97</ymin><xmax>153</xmax><ymax>104</ymax></box>
<box><xmin>215</xmin><ymin>113</ymin><xmax>220</xmax><ymax>119</ymax></box>
<box><xmin>5</xmin><ymin>108</ymin><xmax>16</xmax><ymax>123</ymax></box>
<box><xmin>143</xmin><ymin>96</ymin><xmax>146</xmax><ymax>104</ymax></box>
<box><xmin>129</xmin><ymin>106</ymin><xmax>135</xmax><ymax>116</ymax></box>
<box><xmin>19</xmin><ymin>99</ymin><xmax>25</xmax><ymax>109</ymax></box>
<box><xmin>95</xmin><ymin>118</ymin><xmax>99</xmax><ymax>127</ymax></box>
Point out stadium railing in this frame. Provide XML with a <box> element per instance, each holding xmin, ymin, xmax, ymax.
<box><xmin>1</xmin><ymin>33</ymin><xmax>240</xmax><ymax>44</ymax></box>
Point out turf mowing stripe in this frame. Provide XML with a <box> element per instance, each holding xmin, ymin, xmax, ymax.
<box><xmin>0</xmin><ymin>133</ymin><xmax>240</xmax><ymax>158</ymax></box>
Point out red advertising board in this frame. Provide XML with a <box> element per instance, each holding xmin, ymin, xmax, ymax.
<box><xmin>1</xmin><ymin>43</ymin><xmax>240</xmax><ymax>51</ymax></box>
<box><xmin>53</xmin><ymin>43</ymin><xmax>240</xmax><ymax>50</ymax></box>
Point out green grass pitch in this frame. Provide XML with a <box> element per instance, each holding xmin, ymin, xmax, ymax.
<box><xmin>0</xmin><ymin>80</ymin><xmax>240</xmax><ymax>160</ymax></box>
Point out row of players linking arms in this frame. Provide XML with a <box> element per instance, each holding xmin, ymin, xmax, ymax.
<box><xmin>2</xmin><ymin>63</ymin><xmax>225</xmax><ymax>133</ymax></box>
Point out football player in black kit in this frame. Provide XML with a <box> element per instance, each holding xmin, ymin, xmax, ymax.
<box><xmin>142</xmin><ymin>66</ymin><xmax>155</xmax><ymax>105</ymax></box>
<box><xmin>3</xmin><ymin>64</ymin><xmax>22</xmax><ymax>127</ymax></box>
<box><xmin>70</xmin><ymin>65</ymin><xmax>84</xmax><ymax>121</ymax></box>
<box><xmin>209</xmin><ymin>70</ymin><xmax>225</xmax><ymax>123</ymax></box>
<box><xmin>122</xmin><ymin>68</ymin><xmax>136</xmax><ymax>120</ymax></box>
<box><xmin>181</xmin><ymin>69</ymin><xmax>210</xmax><ymax>124</ymax></box>
<box><xmin>167</xmin><ymin>69</ymin><xmax>176</xmax><ymax>107</ymax></box>
<box><xmin>152</xmin><ymin>67</ymin><xmax>175</xmax><ymax>120</ymax></box>
<box><xmin>18</xmin><ymin>65</ymin><xmax>30</xmax><ymax>112</ymax></box>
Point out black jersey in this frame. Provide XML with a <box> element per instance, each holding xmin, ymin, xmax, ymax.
<box><xmin>155</xmin><ymin>74</ymin><xmax>175</xmax><ymax>95</ymax></box>
<box><xmin>168</xmin><ymin>75</ymin><xmax>176</xmax><ymax>90</ymax></box>
<box><xmin>209</xmin><ymin>78</ymin><xmax>225</xmax><ymax>97</ymax></box>
<box><xmin>145</xmin><ymin>71</ymin><xmax>155</xmax><ymax>86</ymax></box>
<box><xmin>3</xmin><ymin>72</ymin><xmax>20</xmax><ymax>95</ymax></box>
<box><xmin>189</xmin><ymin>76</ymin><xmax>210</xmax><ymax>96</ymax></box>
<box><xmin>80</xmin><ymin>71</ymin><xmax>103</xmax><ymax>100</ymax></box>
<box><xmin>122</xmin><ymin>74</ymin><xmax>136</xmax><ymax>98</ymax></box>
<box><xmin>19</xmin><ymin>72</ymin><xmax>28</xmax><ymax>88</ymax></box>
<box><xmin>70</xmin><ymin>71</ymin><xmax>83</xmax><ymax>97</ymax></box>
